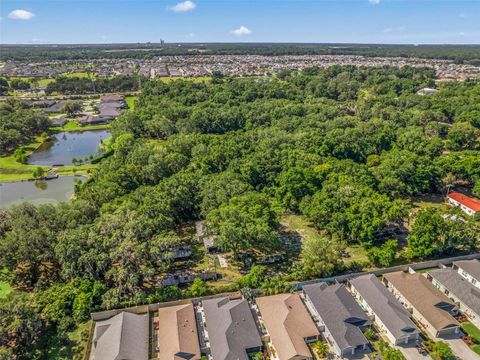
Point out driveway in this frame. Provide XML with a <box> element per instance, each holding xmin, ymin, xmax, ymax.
<box><xmin>395</xmin><ymin>343</ymin><xmax>431</xmax><ymax>360</ymax></box>
<box><xmin>442</xmin><ymin>335</ymin><xmax>480</xmax><ymax>360</ymax></box>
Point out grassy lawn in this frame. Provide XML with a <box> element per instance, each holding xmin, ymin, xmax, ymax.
<box><xmin>0</xmin><ymin>137</ymin><xmax>48</xmax><ymax>182</ymax></box>
<box><xmin>64</xmin><ymin>72</ymin><xmax>95</xmax><ymax>79</ymax></box>
<box><xmin>280</xmin><ymin>214</ymin><xmax>369</xmax><ymax>265</ymax></box>
<box><xmin>55</xmin><ymin>120</ymin><xmax>110</xmax><ymax>132</ymax></box>
<box><xmin>0</xmin><ymin>269</ymin><xmax>12</xmax><ymax>300</ymax></box>
<box><xmin>8</xmin><ymin>77</ymin><xmax>54</xmax><ymax>87</ymax></box>
<box><xmin>55</xmin><ymin>164</ymin><xmax>96</xmax><ymax>177</ymax></box>
<box><xmin>462</xmin><ymin>322</ymin><xmax>480</xmax><ymax>341</ymax></box>
<box><xmin>42</xmin><ymin>321</ymin><xmax>92</xmax><ymax>360</ymax></box>
<box><xmin>0</xmin><ymin>281</ymin><xmax>12</xmax><ymax>299</ymax></box>
<box><xmin>125</xmin><ymin>95</ymin><xmax>137</xmax><ymax>110</ymax></box>
<box><xmin>411</xmin><ymin>193</ymin><xmax>447</xmax><ymax>211</ymax></box>
<box><xmin>461</xmin><ymin>321</ymin><xmax>480</xmax><ymax>355</ymax></box>
<box><xmin>0</xmin><ymin>132</ymin><xmax>100</xmax><ymax>182</ymax></box>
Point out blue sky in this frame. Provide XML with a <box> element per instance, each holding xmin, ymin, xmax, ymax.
<box><xmin>1</xmin><ymin>0</ymin><xmax>479</xmax><ymax>44</ymax></box>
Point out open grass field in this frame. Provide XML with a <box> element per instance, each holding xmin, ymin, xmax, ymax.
<box><xmin>0</xmin><ymin>281</ymin><xmax>12</xmax><ymax>299</ymax></box>
<box><xmin>280</xmin><ymin>214</ymin><xmax>369</xmax><ymax>265</ymax></box>
<box><xmin>125</xmin><ymin>95</ymin><xmax>137</xmax><ymax>110</ymax></box>
<box><xmin>0</xmin><ymin>137</ymin><xmax>48</xmax><ymax>182</ymax></box>
<box><xmin>8</xmin><ymin>77</ymin><xmax>55</xmax><ymax>88</ymax></box>
<box><xmin>411</xmin><ymin>193</ymin><xmax>448</xmax><ymax>211</ymax></box>
<box><xmin>42</xmin><ymin>321</ymin><xmax>92</xmax><ymax>360</ymax></box>
<box><xmin>0</xmin><ymin>269</ymin><xmax>12</xmax><ymax>299</ymax></box>
<box><xmin>57</xmin><ymin>120</ymin><xmax>110</xmax><ymax>132</ymax></box>
<box><xmin>63</xmin><ymin>72</ymin><xmax>95</xmax><ymax>79</ymax></box>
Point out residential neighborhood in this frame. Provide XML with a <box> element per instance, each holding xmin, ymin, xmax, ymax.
<box><xmin>86</xmin><ymin>256</ymin><xmax>480</xmax><ymax>360</ymax></box>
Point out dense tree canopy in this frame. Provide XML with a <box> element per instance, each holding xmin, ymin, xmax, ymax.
<box><xmin>2</xmin><ymin>65</ymin><xmax>480</xmax><ymax>357</ymax></box>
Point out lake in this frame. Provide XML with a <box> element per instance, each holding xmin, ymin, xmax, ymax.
<box><xmin>0</xmin><ymin>176</ymin><xmax>86</xmax><ymax>208</ymax></box>
<box><xmin>28</xmin><ymin>130</ymin><xmax>111</xmax><ymax>166</ymax></box>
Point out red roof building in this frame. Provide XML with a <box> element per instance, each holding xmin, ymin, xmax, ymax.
<box><xmin>447</xmin><ymin>192</ymin><xmax>480</xmax><ymax>216</ymax></box>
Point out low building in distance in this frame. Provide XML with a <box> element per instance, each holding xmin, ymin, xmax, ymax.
<box><xmin>303</xmin><ymin>282</ymin><xmax>371</xmax><ymax>358</ymax></box>
<box><xmin>156</xmin><ymin>303</ymin><xmax>201</xmax><ymax>360</ymax></box>
<box><xmin>417</xmin><ymin>87</ymin><xmax>438</xmax><ymax>96</ymax></box>
<box><xmin>348</xmin><ymin>274</ymin><xmax>420</xmax><ymax>346</ymax></box>
<box><xmin>453</xmin><ymin>259</ymin><xmax>480</xmax><ymax>289</ymax></box>
<box><xmin>428</xmin><ymin>267</ymin><xmax>480</xmax><ymax>329</ymax></box>
<box><xmin>383</xmin><ymin>271</ymin><xmax>460</xmax><ymax>339</ymax></box>
<box><xmin>447</xmin><ymin>192</ymin><xmax>480</xmax><ymax>216</ymax></box>
<box><xmin>202</xmin><ymin>297</ymin><xmax>262</xmax><ymax>360</ymax></box>
<box><xmin>90</xmin><ymin>311</ymin><xmax>148</xmax><ymax>360</ymax></box>
<box><xmin>256</xmin><ymin>293</ymin><xmax>320</xmax><ymax>360</ymax></box>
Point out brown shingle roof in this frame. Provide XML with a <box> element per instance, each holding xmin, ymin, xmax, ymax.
<box><xmin>157</xmin><ymin>303</ymin><xmax>201</xmax><ymax>360</ymax></box>
<box><xmin>256</xmin><ymin>293</ymin><xmax>319</xmax><ymax>360</ymax></box>
<box><xmin>383</xmin><ymin>272</ymin><xmax>459</xmax><ymax>333</ymax></box>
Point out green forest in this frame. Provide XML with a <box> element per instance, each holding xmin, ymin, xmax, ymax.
<box><xmin>1</xmin><ymin>65</ymin><xmax>480</xmax><ymax>358</ymax></box>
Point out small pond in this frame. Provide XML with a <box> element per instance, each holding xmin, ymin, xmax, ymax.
<box><xmin>0</xmin><ymin>176</ymin><xmax>86</xmax><ymax>208</ymax></box>
<box><xmin>28</xmin><ymin>130</ymin><xmax>110</xmax><ymax>166</ymax></box>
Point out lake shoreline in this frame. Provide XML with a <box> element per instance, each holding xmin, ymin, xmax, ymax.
<box><xmin>0</xmin><ymin>175</ymin><xmax>88</xmax><ymax>208</ymax></box>
<box><xmin>0</xmin><ymin>129</ymin><xmax>110</xmax><ymax>183</ymax></box>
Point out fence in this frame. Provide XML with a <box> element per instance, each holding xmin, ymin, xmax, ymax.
<box><xmin>295</xmin><ymin>252</ymin><xmax>480</xmax><ymax>289</ymax></box>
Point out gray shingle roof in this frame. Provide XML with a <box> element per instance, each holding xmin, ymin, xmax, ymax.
<box><xmin>348</xmin><ymin>274</ymin><xmax>419</xmax><ymax>341</ymax></box>
<box><xmin>90</xmin><ymin>311</ymin><xmax>149</xmax><ymax>360</ymax></box>
<box><xmin>303</xmin><ymin>283</ymin><xmax>370</xmax><ymax>352</ymax></box>
<box><xmin>454</xmin><ymin>260</ymin><xmax>480</xmax><ymax>282</ymax></box>
<box><xmin>429</xmin><ymin>268</ymin><xmax>480</xmax><ymax>316</ymax></box>
<box><xmin>202</xmin><ymin>297</ymin><xmax>262</xmax><ymax>360</ymax></box>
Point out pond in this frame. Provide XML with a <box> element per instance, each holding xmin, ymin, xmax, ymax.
<box><xmin>28</xmin><ymin>130</ymin><xmax>111</xmax><ymax>166</ymax></box>
<box><xmin>0</xmin><ymin>176</ymin><xmax>86</xmax><ymax>208</ymax></box>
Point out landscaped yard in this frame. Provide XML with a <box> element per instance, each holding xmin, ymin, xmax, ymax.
<box><xmin>461</xmin><ymin>321</ymin><xmax>480</xmax><ymax>355</ymax></box>
<box><xmin>58</xmin><ymin>120</ymin><xmax>110</xmax><ymax>132</ymax></box>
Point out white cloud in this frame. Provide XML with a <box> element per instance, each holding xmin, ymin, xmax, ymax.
<box><xmin>459</xmin><ymin>31</ymin><xmax>465</xmax><ymax>36</ymax></box>
<box><xmin>231</xmin><ymin>25</ymin><xmax>252</xmax><ymax>36</ymax></box>
<box><xmin>383</xmin><ymin>26</ymin><xmax>405</xmax><ymax>33</ymax></box>
<box><xmin>184</xmin><ymin>32</ymin><xmax>195</xmax><ymax>38</ymax></box>
<box><xmin>168</xmin><ymin>1</ymin><xmax>196</xmax><ymax>12</ymax></box>
<box><xmin>368</xmin><ymin>0</ymin><xmax>380</xmax><ymax>5</ymax></box>
<box><xmin>459</xmin><ymin>13</ymin><xmax>466</xmax><ymax>18</ymax></box>
<box><xmin>8</xmin><ymin>9</ymin><xmax>35</xmax><ymax>20</ymax></box>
